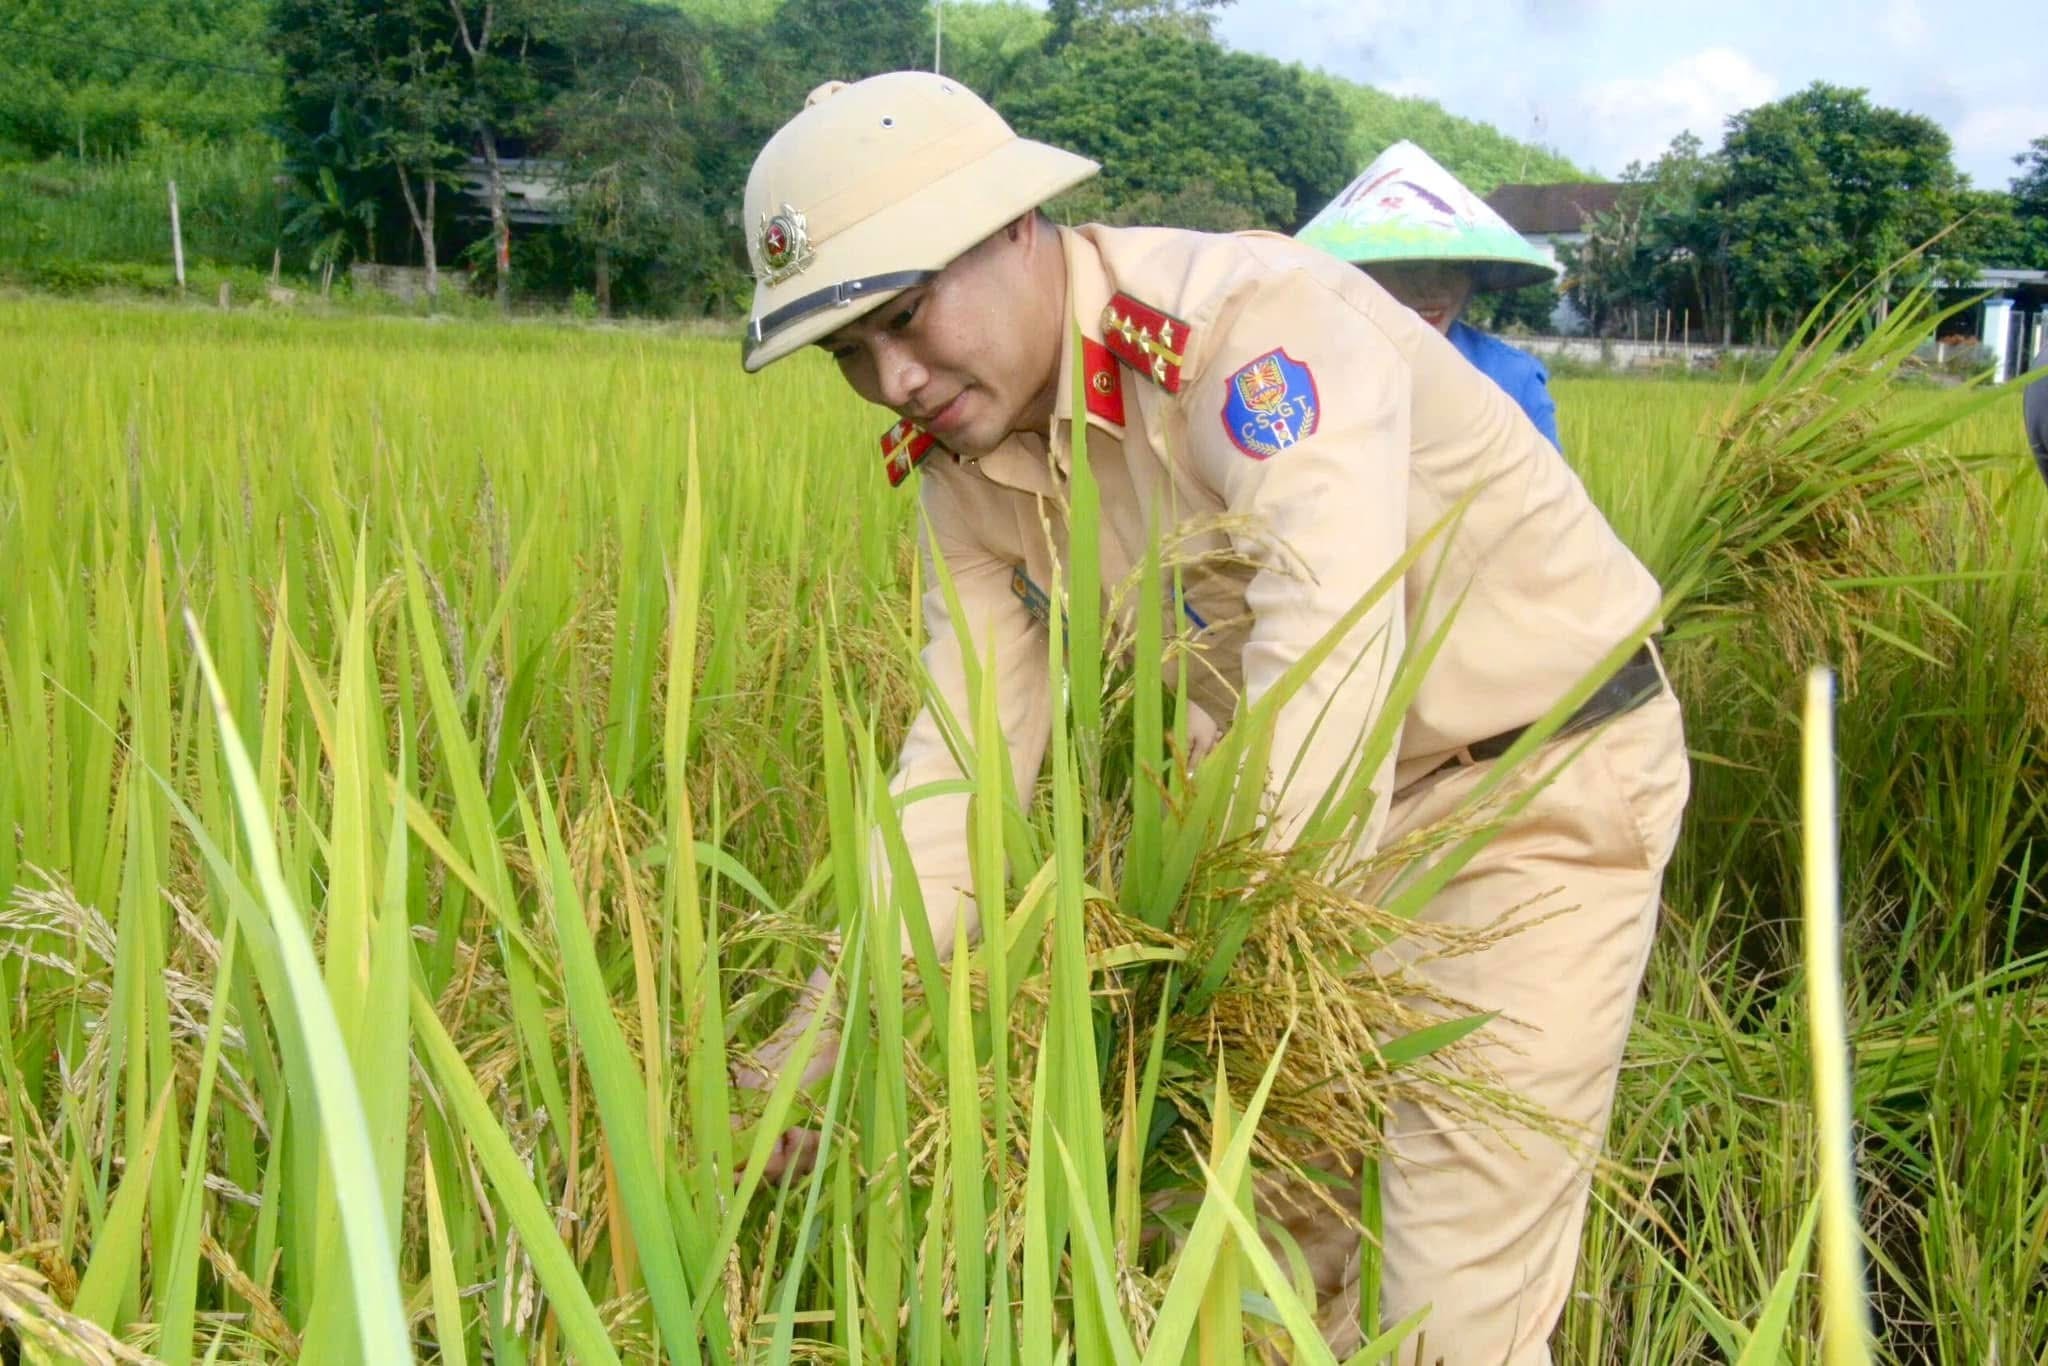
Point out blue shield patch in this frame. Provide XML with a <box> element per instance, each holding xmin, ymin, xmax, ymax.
<box><xmin>1221</xmin><ymin>349</ymin><xmax>1320</xmax><ymax>461</ymax></box>
<box><xmin>1010</xmin><ymin>565</ymin><xmax>1053</xmax><ymax>627</ymax></box>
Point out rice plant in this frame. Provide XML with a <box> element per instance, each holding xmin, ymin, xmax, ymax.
<box><xmin>0</xmin><ymin>292</ymin><xmax>2041</xmax><ymax>1362</ymax></box>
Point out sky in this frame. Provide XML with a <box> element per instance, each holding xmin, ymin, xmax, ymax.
<box><xmin>1201</xmin><ymin>0</ymin><xmax>2045</xmax><ymax>189</ymax></box>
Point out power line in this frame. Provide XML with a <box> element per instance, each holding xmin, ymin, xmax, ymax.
<box><xmin>0</xmin><ymin>18</ymin><xmax>276</xmax><ymax>79</ymax></box>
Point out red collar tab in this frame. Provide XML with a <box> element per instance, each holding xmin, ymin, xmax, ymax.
<box><xmin>1100</xmin><ymin>292</ymin><xmax>1190</xmax><ymax>394</ymax></box>
<box><xmin>1081</xmin><ymin>337</ymin><xmax>1126</xmax><ymax>426</ymax></box>
<box><xmin>881</xmin><ymin>417</ymin><xmax>937</xmax><ymax>488</ymax></box>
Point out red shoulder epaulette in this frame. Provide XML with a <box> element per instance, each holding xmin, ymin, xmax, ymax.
<box><xmin>1081</xmin><ymin>337</ymin><xmax>1125</xmax><ymax>425</ymax></box>
<box><xmin>880</xmin><ymin>417</ymin><xmax>936</xmax><ymax>487</ymax></box>
<box><xmin>1099</xmin><ymin>292</ymin><xmax>1191</xmax><ymax>394</ymax></box>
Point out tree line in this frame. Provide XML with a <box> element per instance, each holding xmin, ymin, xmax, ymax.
<box><xmin>3</xmin><ymin>0</ymin><xmax>1588</xmax><ymax>313</ymax></box>
<box><xmin>269</xmin><ymin>0</ymin><xmax>1395</xmax><ymax>312</ymax></box>
<box><xmin>1565</xmin><ymin>85</ymin><xmax>2048</xmax><ymax>346</ymax></box>
<box><xmin>2</xmin><ymin>0</ymin><xmax>2041</xmax><ymax>331</ymax></box>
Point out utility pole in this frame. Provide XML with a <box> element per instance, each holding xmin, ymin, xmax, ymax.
<box><xmin>934</xmin><ymin>0</ymin><xmax>943</xmax><ymax>73</ymax></box>
<box><xmin>167</xmin><ymin>180</ymin><xmax>186</xmax><ymax>292</ymax></box>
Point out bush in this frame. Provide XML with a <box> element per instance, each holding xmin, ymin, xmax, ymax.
<box><xmin>2</xmin><ymin>256</ymin><xmax>317</xmax><ymax>313</ymax></box>
<box><xmin>12</xmin><ymin>258</ymin><xmax>176</xmax><ymax>295</ymax></box>
<box><xmin>0</xmin><ymin>131</ymin><xmax>283</xmax><ymax>273</ymax></box>
<box><xmin>1467</xmin><ymin>281</ymin><xmax>1563</xmax><ymax>335</ymax></box>
<box><xmin>1000</xmin><ymin>30</ymin><xmax>1350</xmax><ymax>234</ymax></box>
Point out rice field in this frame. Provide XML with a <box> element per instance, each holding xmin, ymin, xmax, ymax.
<box><xmin>0</xmin><ymin>295</ymin><xmax>2043</xmax><ymax>1364</ymax></box>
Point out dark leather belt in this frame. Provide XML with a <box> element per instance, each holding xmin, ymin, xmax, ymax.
<box><xmin>1435</xmin><ymin>642</ymin><xmax>1665</xmax><ymax>778</ymax></box>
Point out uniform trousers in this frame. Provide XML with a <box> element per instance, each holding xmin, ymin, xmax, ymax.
<box><xmin>1260</xmin><ymin>677</ymin><xmax>1690</xmax><ymax>1364</ymax></box>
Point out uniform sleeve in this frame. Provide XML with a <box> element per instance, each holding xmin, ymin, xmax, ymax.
<box><xmin>883</xmin><ymin>473</ymin><xmax>1053</xmax><ymax>956</ymax></box>
<box><xmin>1182</xmin><ymin>270</ymin><xmax>1411</xmax><ymax>854</ymax></box>
<box><xmin>2026</xmin><ymin>379</ymin><xmax>2048</xmax><ymax>481</ymax></box>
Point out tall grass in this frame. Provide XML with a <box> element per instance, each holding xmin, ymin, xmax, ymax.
<box><xmin>0</xmin><ymin>295</ymin><xmax>2042</xmax><ymax>1361</ymax></box>
<box><xmin>0</xmin><ymin>133</ymin><xmax>283</xmax><ymax>274</ymax></box>
<box><xmin>1559</xmin><ymin>313</ymin><xmax>2048</xmax><ymax>1364</ymax></box>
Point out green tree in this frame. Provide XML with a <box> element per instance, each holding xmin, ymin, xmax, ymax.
<box><xmin>999</xmin><ymin>29</ymin><xmax>1348</xmax><ymax>233</ymax></box>
<box><xmin>275</xmin><ymin>97</ymin><xmax>384</xmax><ymax>287</ymax></box>
<box><xmin>1044</xmin><ymin>0</ymin><xmax>1080</xmax><ymax>53</ymax></box>
<box><xmin>444</xmin><ymin>0</ymin><xmax>575</xmax><ymax>310</ymax></box>
<box><xmin>1576</xmin><ymin>86</ymin><xmax>1989</xmax><ymax>344</ymax></box>
<box><xmin>1946</xmin><ymin>189</ymin><xmax>2025</xmax><ymax>273</ymax></box>
<box><xmin>1087</xmin><ymin>0</ymin><xmax>1233</xmax><ymax>36</ymax></box>
<box><xmin>2010</xmin><ymin>136</ymin><xmax>2048</xmax><ymax>268</ymax></box>
<box><xmin>0</xmin><ymin>0</ymin><xmax>275</xmax><ymax>158</ymax></box>
<box><xmin>1562</xmin><ymin>135</ymin><xmax>1731</xmax><ymax>341</ymax></box>
<box><xmin>1466</xmin><ymin>281</ymin><xmax>1560</xmax><ymax>335</ymax></box>
<box><xmin>1719</xmin><ymin>83</ymin><xmax>1972</xmax><ymax>335</ymax></box>
<box><xmin>1309</xmin><ymin>74</ymin><xmax>1585</xmax><ymax>196</ymax></box>
<box><xmin>762</xmin><ymin>0</ymin><xmax>933</xmax><ymax>93</ymax></box>
<box><xmin>1563</xmin><ymin>189</ymin><xmax>1659</xmax><ymax>339</ymax></box>
<box><xmin>544</xmin><ymin>0</ymin><xmax>730</xmax><ymax>313</ymax></box>
<box><xmin>1637</xmin><ymin>133</ymin><xmax>1736</xmax><ymax>343</ymax></box>
<box><xmin>1044</xmin><ymin>0</ymin><xmax>1232</xmax><ymax>50</ymax></box>
<box><xmin>274</xmin><ymin>0</ymin><xmax>577</xmax><ymax>300</ymax></box>
<box><xmin>940</xmin><ymin>1</ymin><xmax>1051</xmax><ymax>102</ymax></box>
<box><xmin>1715</xmin><ymin>99</ymin><xmax>1840</xmax><ymax>337</ymax></box>
<box><xmin>273</xmin><ymin>0</ymin><xmax>455</xmax><ymax>289</ymax></box>
<box><xmin>372</xmin><ymin>9</ymin><xmax>465</xmax><ymax>297</ymax></box>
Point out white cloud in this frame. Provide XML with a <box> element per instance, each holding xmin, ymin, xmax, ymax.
<box><xmin>1573</xmin><ymin>47</ymin><xmax>1780</xmax><ymax>172</ymax></box>
<box><xmin>1378</xmin><ymin>75</ymin><xmax>1443</xmax><ymax>101</ymax></box>
<box><xmin>1211</xmin><ymin>0</ymin><xmax>1532</xmax><ymax>76</ymax></box>
<box><xmin>1950</xmin><ymin>105</ymin><xmax>2048</xmax><ymax>184</ymax></box>
<box><xmin>1212</xmin><ymin>0</ymin><xmax>1409</xmax><ymax>57</ymax></box>
<box><xmin>1876</xmin><ymin>0</ymin><xmax>1929</xmax><ymax>51</ymax></box>
<box><xmin>1207</xmin><ymin>0</ymin><xmax>2034</xmax><ymax>187</ymax></box>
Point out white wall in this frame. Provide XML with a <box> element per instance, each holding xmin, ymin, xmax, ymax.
<box><xmin>1515</xmin><ymin>334</ymin><xmax>1773</xmax><ymax>370</ymax></box>
<box><xmin>1984</xmin><ymin>299</ymin><xmax>2015</xmax><ymax>383</ymax></box>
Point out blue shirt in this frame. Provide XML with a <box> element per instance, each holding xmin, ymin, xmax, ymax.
<box><xmin>1448</xmin><ymin>320</ymin><xmax>1562</xmax><ymax>452</ymax></box>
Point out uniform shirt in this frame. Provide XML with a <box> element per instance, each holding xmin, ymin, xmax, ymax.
<box><xmin>1446</xmin><ymin>319</ymin><xmax>1562</xmax><ymax>451</ymax></box>
<box><xmin>888</xmin><ymin>224</ymin><xmax>1662</xmax><ymax>950</ymax></box>
<box><xmin>2026</xmin><ymin>373</ymin><xmax>2048</xmax><ymax>486</ymax></box>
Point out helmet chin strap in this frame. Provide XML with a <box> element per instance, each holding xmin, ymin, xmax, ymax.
<box><xmin>743</xmin><ymin>270</ymin><xmax>940</xmax><ymax>362</ymax></box>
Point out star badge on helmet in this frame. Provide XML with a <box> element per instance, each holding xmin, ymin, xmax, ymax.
<box><xmin>756</xmin><ymin>203</ymin><xmax>814</xmax><ymax>285</ymax></box>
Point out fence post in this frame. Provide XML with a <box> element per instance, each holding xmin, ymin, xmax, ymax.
<box><xmin>167</xmin><ymin>179</ymin><xmax>186</xmax><ymax>292</ymax></box>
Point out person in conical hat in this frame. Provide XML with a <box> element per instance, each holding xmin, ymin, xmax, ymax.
<box><xmin>1297</xmin><ymin>140</ymin><xmax>1566</xmax><ymax>450</ymax></box>
<box><xmin>735</xmin><ymin>72</ymin><xmax>1688</xmax><ymax>1365</ymax></box>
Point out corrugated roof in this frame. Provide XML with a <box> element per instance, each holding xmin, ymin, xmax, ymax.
<box><xmin>1483</xmin><ymin>182</ymin><xmax>1624</xmax><ymax>236</ymax></box>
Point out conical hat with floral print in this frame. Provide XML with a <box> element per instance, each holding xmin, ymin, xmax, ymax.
<box><xmin>1295</xmin><ymin>140</ymin><xmax>1558</xmax><ymax>293</ymax></box>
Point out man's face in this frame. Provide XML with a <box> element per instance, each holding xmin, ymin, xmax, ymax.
<box><xmin>817</xmin><ymin>217</ymin><xmax>1062</xmax><ymax>457</ymax></box>
<box><xmin>1362</xmin><ymin>261</ymin><xmax>1476</xmax><ymax>335</ymax></box>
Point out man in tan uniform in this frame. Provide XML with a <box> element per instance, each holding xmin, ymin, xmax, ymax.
<box><xmin>736</xmin><ymin>72</ymin><xmax>1690</xmax><ymax>1364</ymax></box>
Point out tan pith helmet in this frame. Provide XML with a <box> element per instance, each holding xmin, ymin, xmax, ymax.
<box><xmin>740</xmin><ymin>72</ymin><xmax>1099</xmax><ymax>372</ymax></box>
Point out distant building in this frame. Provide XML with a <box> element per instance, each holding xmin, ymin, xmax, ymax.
<box><xmin>1483</xmin><ymin>182</ymin><xmax>1623</xmax><ymax>335</ymax></box>
<box><xmin>457</xmin><ymin>157</ymin><xmax>571</xmax><ymax>227</ymax></box>
<box><xmin>1956</xmin><ymin>269</ymin><xmax>2046</xmax><ymax>382</ymax></box>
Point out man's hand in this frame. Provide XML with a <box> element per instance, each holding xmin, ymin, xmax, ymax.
<box><xmin>731</xmin><ymin>965</ymin><xmax>840</xmax><ymax>1186</ymax></box>
<box><xmin>1186</xmin><ymin>702</ymin><xmax>1223</xmax><ymax>769</ymax></box>
<box><xmin>750</xmin><ymin>1125</ymin><xmax>823</xmax><ymax>1183</ymax></box>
